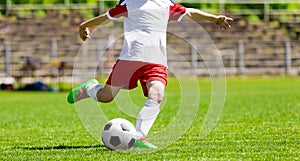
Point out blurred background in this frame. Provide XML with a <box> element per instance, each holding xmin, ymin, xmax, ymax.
<box><xmin>0</xmin><ymin>0</ymin><xmax>299</xmax><ymax>91</ymax></box>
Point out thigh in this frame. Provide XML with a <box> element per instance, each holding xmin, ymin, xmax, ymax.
<box><xmin>106</xmin><ymin>60</ymin><xmax>147</xmax><ymax>89</ymax></box>
<box><xmin>140</xmin><ymin>64</ymin><xmax>167</xmax><ymax>97</ymax></box>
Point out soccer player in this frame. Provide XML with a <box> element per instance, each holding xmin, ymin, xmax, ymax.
<box><xmin>67</xmin><ymin>0</ymin><xmax>232</xmax><ymax>149</ymax></box>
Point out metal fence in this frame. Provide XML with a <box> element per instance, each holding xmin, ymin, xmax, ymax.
<box><xmin>1</xmin><ymin>34</ymin><xmax>299</xmax><ymax>79</ymax></box>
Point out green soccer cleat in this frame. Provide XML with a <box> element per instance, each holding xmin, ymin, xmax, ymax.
<box><xmin>67</xmin><ymin>79</ymin><xmax>99</xmax><ymax>104</ymax></box>
<box><xmin>134</xmin><ymin>137</ymin><xmax>158</xmax><ymax>149</ymax></box>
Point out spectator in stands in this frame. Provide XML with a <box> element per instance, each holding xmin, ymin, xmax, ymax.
<box><xmin>67</xmin><ymin>0</ymin><xmax>232</xmax><ymax>149</ymax></box>
<box><xmin>20</xmin><ymin>56</ymin><xmax>40</xmax><ymax>76</ymax></box>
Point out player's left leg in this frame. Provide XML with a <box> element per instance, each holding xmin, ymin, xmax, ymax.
<box><xmin>67</xmin><ymin>79</ymin><xmax>122</xmax><ymax>104</ymax></box>
<box><xmin>135</xmin><ymin>80</ymin><xmax>165</xmax><ymax>149</ymax></box>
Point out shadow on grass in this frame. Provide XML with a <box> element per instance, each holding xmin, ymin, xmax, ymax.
<box><xmin>18</xmin><ymin>145</ymin><xmax>106</xmax><ymax>150</ymax></box>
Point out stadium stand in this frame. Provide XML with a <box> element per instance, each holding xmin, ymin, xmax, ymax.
<box><xmin>0</xmin><ymin>8</ymin><xmax>300</xmax><ymax>87</ymax></box>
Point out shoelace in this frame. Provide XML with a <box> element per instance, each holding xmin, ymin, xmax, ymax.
<box><xmin>139</xmin><ymin>137</ymin><xmax>149</xmax><ymax>143</ymax></box>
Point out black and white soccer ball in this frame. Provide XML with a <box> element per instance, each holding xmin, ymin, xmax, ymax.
<box><xmin>101</xmin><ymin>118</ymin><xmax>137</xmax><ymax>150</ymax></box>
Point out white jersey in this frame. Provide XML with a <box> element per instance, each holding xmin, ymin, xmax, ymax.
<box><xmin>107</xmin><ymin>0</ymin><xmax>187</xmax><ymax>66</ymax></box>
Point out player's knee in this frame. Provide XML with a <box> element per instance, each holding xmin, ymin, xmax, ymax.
<box><xmin>147</xmin><ymin>81</ymin><xmax>165</xmax><ymax>104</ymax></box>
<box><xmin>148</xmin><ymin>88</ymin><xmax>164</xmax><ymax>104</ymax></box>
<box><xmin>156</xmin><ymin>91</ymin><xmax>164</xmax><ymax>104</ymax></box>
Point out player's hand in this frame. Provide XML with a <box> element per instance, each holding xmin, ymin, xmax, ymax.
<box><xmin>213</xmin><ymin>15</ymin><xmax>233</xmax><ymax>31</ymax></box>
<box><xmin>79</xmin><ymin>26</ymin><xmax>91</xmax><ymax>41</ymax></box>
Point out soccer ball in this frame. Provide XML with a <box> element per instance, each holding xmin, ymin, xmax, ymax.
<box><xmin>101</xmin><ymin>118</ymin><xmax>137</xmax><ymax>150</ymax></box>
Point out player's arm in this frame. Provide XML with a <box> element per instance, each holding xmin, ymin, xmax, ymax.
<box><xmin>79</xmin><ymin>13</ymin><xmax>110</xmax><ymax>41</ymax></box>
<box><xmin>186</xmin><ymin>8</ymin><xmax>233</xmax><ymax>30</ymax></box>
<box><xmin>79</xmin><ymin>1</ymin><xmax>127</xmax><ymax>41</ymax></box>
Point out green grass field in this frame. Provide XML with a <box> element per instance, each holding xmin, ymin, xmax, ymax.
<box><xmin>0</xmin><ymin>76</ymin><xmax>299</xmax><ymax>160</ymax></box>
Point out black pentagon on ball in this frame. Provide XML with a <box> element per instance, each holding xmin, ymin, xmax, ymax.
<box><xmin>110</xmin><ymin>136</ymin><xmax>121</xmax><ymax>147</ymax></box>
<box><xmin>128</xmin><ymin>138</ymin><xmax>135</xmax><ymax>148</ymax></box>
<box><xmin>103</xmin><ymin>122</ymin><xmax>113</xmax><ymax>131</ymax></box>
<box><xmin>102</xmin><ymin>137</ymin><xmax>113</xmax><ymax>150</ymax></box>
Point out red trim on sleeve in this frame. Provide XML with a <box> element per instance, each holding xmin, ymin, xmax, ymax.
<box><xmin>108</xmin><ymin>4</ymin><xmax>128</xmax><ymax>18</ymax></box>
<box><xmin>169</xmin><ymin>4</ymin><xmax>186</xmax><ymax>21</ymax></box>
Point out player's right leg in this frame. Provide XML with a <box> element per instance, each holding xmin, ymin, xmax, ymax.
<box><xmin>67</xmin><ymin>79</ymin><xmax>121</xmax><ymax>104</ymax></box>
<box><xmin>134</xmin><ymin>80</ymin><xmax>166</xmax><ymax>149</ymax></box>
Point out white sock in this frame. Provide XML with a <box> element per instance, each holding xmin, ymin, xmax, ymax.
<box><xmin>136</xmin><ymin>99</ymin><xmax>160</xmax><ymax>137</ymax></box>
<box><xmin>86</xmin><ymin>83</ymin><xmax>104</xmax><ymax>102</ymax></box>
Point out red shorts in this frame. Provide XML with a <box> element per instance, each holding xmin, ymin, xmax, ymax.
<box><xmin>106</xmin><ymin>60</ymin><xmax>167</xmax><ymax>97</ymax></box>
